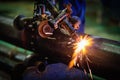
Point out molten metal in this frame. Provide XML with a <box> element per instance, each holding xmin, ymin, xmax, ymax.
<box><xmin>69</xmin><ymin>35</ymin><xmax>93</xmax><ymax>68</ymax></box>
<box><xmin>69</xmin><ymin>35</ymin><xmax>93</xmax><ymax>79</ymax></box>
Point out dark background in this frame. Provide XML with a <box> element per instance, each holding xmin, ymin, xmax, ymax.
<box><xmin>0</xmin><ymin>0</ymin><xmax>120</xmax><ymax>80</ymax></box>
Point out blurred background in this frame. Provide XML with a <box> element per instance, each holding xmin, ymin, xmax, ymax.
<box><xmin>0</xmin><ymin>0</ymin><xmax>120</xmax><ymax>80</ymax></box>
<box><xmin>0</xmin><ymin>0</ymin><xmax>120</xmax><ymax>41</ymax></box>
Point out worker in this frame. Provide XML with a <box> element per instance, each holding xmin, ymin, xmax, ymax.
<box><xmin>58</xmin><ymin>0</ymin><xmax>86</xmax><ymax>34</ymax></box>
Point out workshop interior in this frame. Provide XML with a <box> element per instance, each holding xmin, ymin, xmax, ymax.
<box><xmin>0</xmin><ymin>0</ymin><xmax>120</xmax><ymax>80</ymax></box>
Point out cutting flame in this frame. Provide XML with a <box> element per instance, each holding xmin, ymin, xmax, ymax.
<box><xmin>69</xmin><ymin>35</ymin><xmax>93</xmax><ymax>68</ymax></box>
<box><xmin>69</xmin><ymin>35</ymin><xmax>93</xmax><ymax>79</ymax></box>
<box><xmin>74</xmin><ymin>38</ymin><xmax>90</xmax><ymax>54</ymax></box>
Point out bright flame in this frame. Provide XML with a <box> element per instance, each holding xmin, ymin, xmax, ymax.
<box><xmin>69</xmin><ymin>35</ymin><xmax>93</xmax><ymax>68</ymax></box>
<box><xmin>74</xmin><ymin>39</ymin><xmax>89</xmax><ymax>53</ymax></box>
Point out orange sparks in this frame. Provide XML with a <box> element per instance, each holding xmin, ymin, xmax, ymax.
<box><xmin>69</xmin><ymin>35</ymin><xmax>93</xmax><ymax>68</ymax></box>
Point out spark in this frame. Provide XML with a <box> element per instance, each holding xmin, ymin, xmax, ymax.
<box><xmin>69</xmin><ymin>35</ymin><xmax>93</xmax><ymax>79</ymax></box>
<box><xmin>69</xmin><ymin>35</ymin><xmax>93</xmax><ymax>68</ymax></box>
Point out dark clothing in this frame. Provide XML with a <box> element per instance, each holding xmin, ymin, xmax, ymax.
<box><xmin>23</xmin><ymin>63</ymin><xmax>88</xmax><ymax>80</ymax></box>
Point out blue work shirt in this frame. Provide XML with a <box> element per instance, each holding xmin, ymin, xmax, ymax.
<box><xmin>59</xmin><ymin>0</ymin><xmax>86</xmax><ymax>34</ymax></box>
<box><xmin>23</xmin><ymin>63</ymin><xmax>88</xmax><ymax>80</ymax></box>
